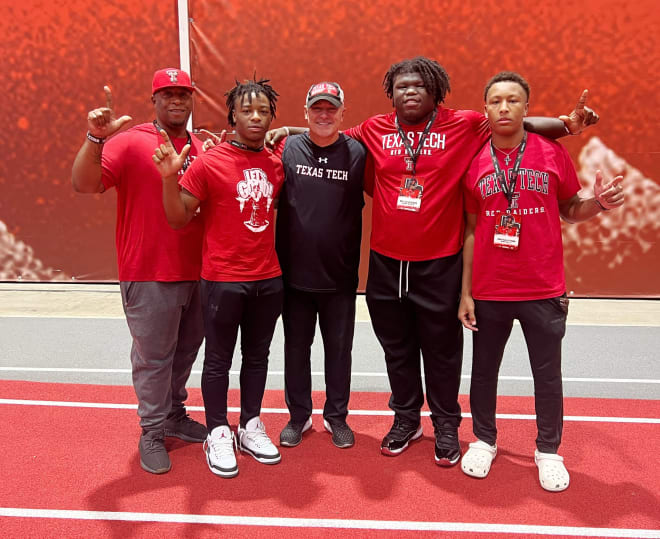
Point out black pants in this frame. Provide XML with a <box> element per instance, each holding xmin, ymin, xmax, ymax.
<box><xmin>470</xmin><ymin>297</ymin><xmax>568</xmax><ymax>453</ymax></box>
<box><xmin>366</xmin><ymin>250</ymin><xmax>463</xmax><ymax>428</ymax></box>
<box><xmin>200</xmin><ymin>277</ymin><xmax>283</xmax><ymax>431</ymax></box>
<box><xmin>282</xmin><ymin>287</ymin><xmax>356</xmax><ymax>424</ymax></box>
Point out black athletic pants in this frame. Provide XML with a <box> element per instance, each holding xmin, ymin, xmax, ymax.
<box><xmin>200</xmin><ymin>277</ymin><xmax>283</xmax><ymax>432</ymax></box>
<box><xmin>365</xmin><ymin>250</ymin><xmax>463</xmax><ymax>429</ymax></box>
<box><xmin>470</xmin><ymin>297</ymin><xmax>568</xmax><ymax>453</ymax></box>
<box><xmin>282</xmin><ymin>287</ymin><xmax>356</xmax><ymax>425</ymax></box>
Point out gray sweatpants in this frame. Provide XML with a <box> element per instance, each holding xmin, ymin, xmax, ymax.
<box><xmin>120</xmin><ymin>281</ymin><xmax>204</xmax><ymax>431</ymax></box>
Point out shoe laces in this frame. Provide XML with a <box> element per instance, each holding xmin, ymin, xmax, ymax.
<box><xmin>391</xmin><ymin>417</ymin><xmax>417</xmax><ymax>436</ymax></box>
<box><xmin>142</xmin><ymin>431</ymin><xmax>165</xmax><ymax>452</ymax></box>
<box><xmin>208</xmin><ymin>429</ymin><xmax>236</xmax><ymax>458</ymax></box>
<box><xmin>242</xmin><ymin>422</ymin><xmax>272</xmax><ymax>449</ymax></box>
<box><xmin>434</xmin><ymin>425</ymin><xmax>458</xmax><ymax>448</ymax></box>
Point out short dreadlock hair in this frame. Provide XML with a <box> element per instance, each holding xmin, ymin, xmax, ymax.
<box><xmin>225</xmin><ymin>77</ymin><xmax>279</xmax><ymax>127</ymax></box>
<box><xmin>382</xmin><ymin>57</ymin><xmax>451</xmax><ymax>105</ymax></box>
<box><xmin>483</xmin><ymin>71</ymin><xmax>530</xmax><ymax>102</ymax></box>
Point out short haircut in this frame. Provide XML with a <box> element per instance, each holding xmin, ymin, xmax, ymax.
<box><xmin>225</xmin><ymin>77</ymin><xmax>279</xmax><ymax>127</ymax></box>
<box><xmin>382</xmin><ymin>56</ymin><xmax>451</xmax><ymax>105</ymax></box>
<box><xmin>483</xmin><ymin>71</ymin><xmax>530</xmax><ymax>102</ymax></box>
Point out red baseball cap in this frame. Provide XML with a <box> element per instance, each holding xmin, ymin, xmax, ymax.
<box><xmin>152</xmin><ymin>68</ymin><xmax>195</xmax><ymax>94</ymax></box>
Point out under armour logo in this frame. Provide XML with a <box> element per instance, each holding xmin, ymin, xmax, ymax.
<box><xmin>166</xmin><ymin>69</ymin><xmax>179</xmax><ymax>83</ymax></box>
<box><xmin>318</xmin><ymin>157</ymin><xmax>328</xmax><ymax>164</ymax></box>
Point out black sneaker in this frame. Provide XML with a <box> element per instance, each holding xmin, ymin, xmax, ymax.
<box><xmin>434</xmin><ymin>424</ymin><xmax>461</xmax><ymax>467</ymax></box>
<box><xmin>164</xmin><ymin>412</ymin><xmax>208</xmax><ymax>443</ymax></box>
<box><xmin>323</xmin><ymin>419</ymin><xmax>355</xmax><ymax>449</ymax></box>
<box><xmin>139</xmin><ymin>429</ymin><xmax>171</xmax><ymax>474</ymax></box>
<box><xmin>380</xmin><ymin>417</ymin><xmax>423</xmax><ymax>456</ymax></box>
<box><xmin>279</xmin><ymin>417</ymin><xmax>312</xmax><ymax>447</ymax></box>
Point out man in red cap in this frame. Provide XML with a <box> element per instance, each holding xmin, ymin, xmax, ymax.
<box><xmin>71</xmin><ymin>68</ymin><xmax>207</xmax><ymax>475</ymax></box>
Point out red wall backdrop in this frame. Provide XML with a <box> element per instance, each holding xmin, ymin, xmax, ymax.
<box><xmin>1</xmin><ymin>0</ymin><xmax>658</xmax><ymax>296</ymax></box>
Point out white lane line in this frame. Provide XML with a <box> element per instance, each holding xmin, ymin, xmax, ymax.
<box><xmin>0</xmin><ymin>399</ymin><xmax>658</xmax><ymax>424</ymax></box>
<box><xmin>1</xmin><ymin>367</ymin><xmax>658</xmax><ymax>385</ymax></box>
<box><xmin>0</xmin><ymin>508</ymin><xmax>658</xmax><ymax>537</ymax></box>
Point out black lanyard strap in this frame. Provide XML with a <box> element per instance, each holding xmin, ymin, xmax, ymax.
<box><xmin>489</xmin><ymin>131</ymin><xmax>527</xmax><ymax>210</ymax></box>
<box><xmin>395</xmin><ymin>109</ymin><xmax>437</xmax><ymax>176</ymax></box>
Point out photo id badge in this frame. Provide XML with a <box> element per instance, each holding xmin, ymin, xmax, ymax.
<box><xmin>397</xmin><ymin>177</ymin><xmax>424</xmax><ymax>212</ymax></box>
<box><xmin>493</xmin><ymin>213</ymin><xmax>521</xmax><ymax>250</ymax></box>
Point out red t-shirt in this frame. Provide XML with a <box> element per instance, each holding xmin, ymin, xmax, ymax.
<box><xmin>345</xmin><ymin>106</ymin><xmax>490</xmax><ymax>261</ymax></box>
<box><xmin>101</xmin><ymin>123</ymin><xmax>203</xmax><ymax>281</ymax></box>
<box><xmin>464</xmin><ymin>132</ymin><xmax>581</xmax><ymax>301</ymax></box>
<box><xmin>180</xmin><ymin>142</ymin><xmax>285</xmax><ymax>282</ymax></box>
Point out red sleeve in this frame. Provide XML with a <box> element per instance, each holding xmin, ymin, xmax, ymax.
<box><xmin>556</xmin><ymin>144</ymin><xmax>581</xmax><ymax>201</ymax></box>
<box><xmin>101</xmin><ymin>131</ymin><xmax>131</xmax><ymax>190</ymax></box>
<box><xmin>343</xmin><ymin>121</ymin><xmax>365</xmax><ymax>143</ymax></box>
<box><xmin>463</xmin><ymin>164</ymin><xmax>480</xmax><ymax>214</ymax></box>
<box><xmin>462</xmin><ymin>109</ymin><xmax>491</xmax><ymax>148</ymax></box>
<box><xmin>272</xmin><ymin>136</ymin><xmax>286</xmax><ymax>159</ymax></box>
<box><xmin>179</xmin><ymin>153</ymin><xmax>208</xmax><ymax>201</ymax></box>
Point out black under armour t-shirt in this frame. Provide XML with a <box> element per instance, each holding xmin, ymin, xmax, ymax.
<box><xmin>276</xmin><ymin>132</ymin><xmax>366</xmax><ymax>292</ymax></box>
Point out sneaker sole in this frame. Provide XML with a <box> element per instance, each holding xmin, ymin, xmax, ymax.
<box><xmin>279</xmin><ymin>418</ymin><xmax>313</xmax><ymax>448</ymax></box>
<box><xmin>323</xmin><ymin>419</ymin><xmax>355</xmax><ymax>449</ymax></box>
<box><xmin>435</xmin><ymin>451</ymin><xmax>461</xmax><ymax>467</ymax></box>
<box><xmin>140</xmin><ymin>458</ymin><xmax>171</xmax><ymax>474</ymax></box>
<box><xmin>380</xmin><ymin>425</ymin><xmax>423</xmax><ymax>456</ymax></box>
<box><xmin>204</xmin><ymin>446</ymin><xmax>238</xmax><ymax>478</ymax></box>
<box><xmin>165</xmin><ymin>429</ymin><xmax>206</xmax><ymax>443</ymax></box>
<box><xmin>239</xmin><ymin>445</ymin><xmax>282</xmax><ymax>464</ymax></box>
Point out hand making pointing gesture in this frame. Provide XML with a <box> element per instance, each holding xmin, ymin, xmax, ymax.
<box><xmin>87</xmin><ymin>86</ymin><xmax>132</xmax><ymax>140</ymax></box>
<box><xmin>559</xmin><ymin>89</ymin><xmax>599</xmax><ymax>135</ymax></box>
<box><xmin>152</xmin><ymin>129</ymin><xmax>191</xmax><ymax>180</ymax></box>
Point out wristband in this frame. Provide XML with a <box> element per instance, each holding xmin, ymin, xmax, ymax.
<box><xmin>283</xmin><ymin>126</ymin><xmax>290</xmax><ymax>136</ymax></box>
<box><xmin>86</xmin><ymin>131</ymin><xmax>106</xmax><ymax>144</ymax></box>
<box><xmin>595</xmin><ymin>199</ymin><xmax>609</xmax><ymax>212</ymax></box>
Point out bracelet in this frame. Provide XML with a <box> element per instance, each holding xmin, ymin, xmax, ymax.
<box><xmin>595</xmin><ymin>199</ymin><xmax>609</xmax><ymax>211</ymax></box>
<box><xmin>283</xmin><ymin>126</ymin><xmax>290</xmax><ymax>136</ymax></box>
<box><xmin>86</xmin><ymin>131</ymin><xmax>106</xmax><ymax>144</ymax></box>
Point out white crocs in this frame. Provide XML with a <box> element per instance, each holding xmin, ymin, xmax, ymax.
<box><xmin>461</xmin><ymin>440</ymin><xmax>497</xmax><ymax>478</ymax></box>
<box><xmin>535</xmin><ymin>449</ymin><xmax>570</xmax><ymax>492</ymax></box>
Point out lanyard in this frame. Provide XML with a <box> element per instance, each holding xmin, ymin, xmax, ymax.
<box><xmin>153</xmin><ymin>121</ymin><xmax>193</xmax><ymax>172</ymax></box>
<box><xmin>489</xmin><ymin>131</ymin><xmax>527</xmax><ymax>210</ymax></box>
<box><xmin>395</xmin><ymin>109</ymin><xmax>437</xmax><ymax>176</ymax></box>
<box><xmin>229</xmin><ymin>140</ymin><xmax>264</xmax><ymax>152</ymax></box>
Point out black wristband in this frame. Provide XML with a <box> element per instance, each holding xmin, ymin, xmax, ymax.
<box><xmin>595</xmin><ymin>199</ymin><xmax>609</xmax><ymax>212</ymax></box>
<box><xmin>86</xmin><ymin>131</ymin><xmax>105</xmax><ymax>144</ymax></box>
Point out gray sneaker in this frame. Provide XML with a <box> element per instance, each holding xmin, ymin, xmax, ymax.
<box><xmin>324</xmin><ymin>419</ymin><xmax>355</xmax><ymax>449</ymax></box>
<box><xmin>164</xmin><ymin>412</ymin><xmax>207</xmax><ymax>443</ymax></box>
<box><xmin>279</xmin><ymin>417</ymin><xmax>313</xmax><ymax>447</ymax></box>
<box><xmin>139</xmin><ymin>429</ymin><xmax>171</xmax><ymax>474</ymax></box>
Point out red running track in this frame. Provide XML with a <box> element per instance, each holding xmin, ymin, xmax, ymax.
<box><xmin>0</xmin><ymin>380</ymin><xmax>658</xmax><ymax>538</ymax></box>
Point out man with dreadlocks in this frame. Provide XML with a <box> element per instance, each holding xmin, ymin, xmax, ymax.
<box><xmin>268</xmin><ymin>56</ymin><xmax>597</xmax><ymax>467</ymax></box>
<box><xmin>155</xmin><ymin>77</ymin><xmax>285</xmax><ymax>478</ymax></box>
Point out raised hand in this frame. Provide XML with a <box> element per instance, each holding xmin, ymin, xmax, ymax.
<box><xmin>558</xmin><ymin>90</ymin><xmax>600</xmax><ymax>134</ymax></box>
<box><xmin>594</xmin><ymin>170</ymin><xmax>625</xmax><ymax>210</ymax></box>
<box><xmin>199</xmin><ymin>129</ymin><xmax>226</xmax><ymax>151</ymax></box>
<box><xmin>152</xmin><ymin>129</ymin><xmax>191</xmax><ymax>179</ymax></box>
<box><xmin>87</xmin><ymin>86</ymin><xmax>132</xmax><ymax>139</ymax></box>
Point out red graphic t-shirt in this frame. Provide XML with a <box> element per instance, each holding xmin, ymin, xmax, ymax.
<box><xmin>345</xmin><ymin>106</ymin><xmax>490</xmax><ymax>261</ymax></box>
<box><xmin>180</xmin><ymin>142</ymin><xmax>285</xmax><ymax>282</ymax></box>
<box><xmin>463</xmin><ymin>132</ymin><xmax>581</xmax><ymax>301</ymax></box>
<box><xmin>101</xmin><ymin>123</ymin><xmax>203</xmax><ymax>281</ymax></box>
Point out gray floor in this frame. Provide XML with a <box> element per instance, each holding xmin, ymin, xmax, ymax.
<box><xmin>1</xmin><ymin>315</ymin><xmax>658</xmax><ymax>400</ymax></box>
